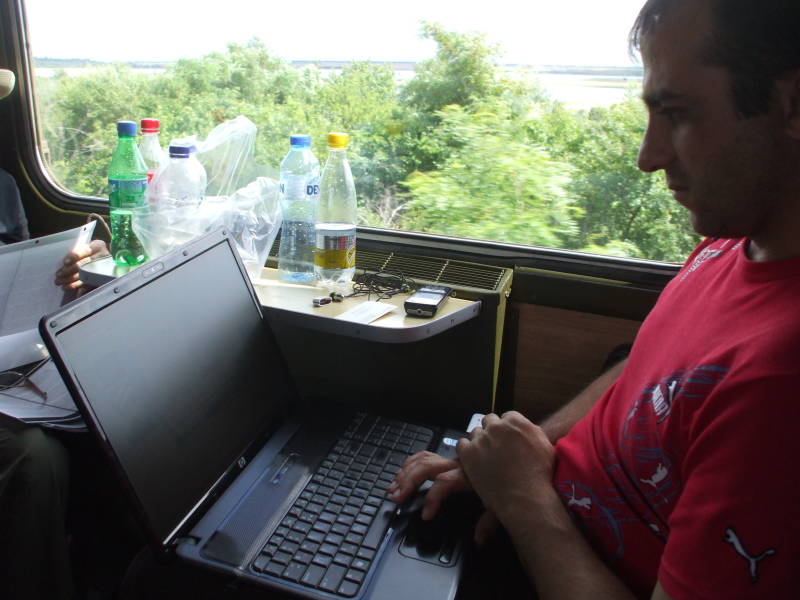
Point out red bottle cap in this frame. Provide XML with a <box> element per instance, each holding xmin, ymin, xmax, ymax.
<box><xmin>141</xmin><ymin>118</ymin><xmax>159</xmax><ymax>133</ymax></box>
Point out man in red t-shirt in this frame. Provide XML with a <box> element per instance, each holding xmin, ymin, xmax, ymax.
<box><xmin>389</xmin><ymin>1</ymin><xmax>800</xmax><ymax>598</ymax></box>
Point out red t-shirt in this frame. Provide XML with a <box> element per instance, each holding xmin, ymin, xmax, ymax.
<box><xmin>553</xmin><ymin>238</ymin><xmax>800</xmax><ymax>599</ymax></box>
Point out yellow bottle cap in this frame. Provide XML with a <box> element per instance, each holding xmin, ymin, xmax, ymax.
<box><xmin>327</xmin><ymin>132</ymin><xmax>349</xmax><ymax>149</ymax></box>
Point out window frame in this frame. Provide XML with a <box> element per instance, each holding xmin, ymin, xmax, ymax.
<box><xmin>3</xmin><ymin>0</ymin><xmax>106</xmax><ymax>215</ymax></box>
<box><xmin>4</xmin><ymin>0</ymin><xmax>682</xmax><ymax>291</ymax></box>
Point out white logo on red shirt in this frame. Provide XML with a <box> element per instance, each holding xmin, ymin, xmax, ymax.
<box><xmin>639</xmin><ymin>463</ymin><xmax>669</xmax><ymax>490</ymax></box>
<box><xmin>724</xmin><ymin>527</ymin><xmax>776</xmax><ymax>584</ymax></box>
<box><xmin>651</xmin><ymin>380</ymin><xmax>677</xmax><ymax>423</ymax></box>
<box><xmin>680</xmin><ymin>239</ymin><xmax>735</xmax><ymax>282</ymax></box>
<box><xmin>567</xmin><ymin>484</ymin><xmax>592</xmax><ymax>510</ymax></box>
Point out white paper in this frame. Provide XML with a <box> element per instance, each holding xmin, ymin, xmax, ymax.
<box><xmin>0</xmin><ymin>359</ymin><xmax>82</xmax><ymax>429</ymax></box>
<box><xmin>0</xmin><ymin>223</ymin><xmax>95</xmax><ymax>371</ymax></box>
<box><xmin>335</xmin><ymin>301</ymin><xmax>396</xmax><ymax>324</ymax></box>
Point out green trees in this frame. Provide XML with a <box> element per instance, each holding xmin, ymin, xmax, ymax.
<box><xmin>533</xmin><ymin>97</ymin><xmax>698</xmax><ymax>260</ymax></box>
<box><xmin>402</xmin><ymin>104</ymin><xmax>575</xmax><ymax>247</ymax></box>
<box><xmin>35</xmin><ymin>26</ymin><xmax>698</xmax><ymax>263</ymax></box>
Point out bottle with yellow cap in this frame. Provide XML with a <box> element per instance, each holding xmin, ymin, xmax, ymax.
<box><xmin>314</xmin><ymin>132</ymin><xmax>357</xmax><ymax>289</ymax></box>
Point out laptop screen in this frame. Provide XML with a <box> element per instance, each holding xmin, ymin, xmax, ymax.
<box><xmin>54</xmin><ymin>239</ymin><xmax>294</xmax><ymax>543</ymax></box>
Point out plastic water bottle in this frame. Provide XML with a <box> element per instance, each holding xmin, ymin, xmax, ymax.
<box><xmin>315</xmin><ymin>132</ymin><xmax>357</xmax><ymax>289</ymax></box>
<box><xmin>278</xmin><ymin>135</ymin><xmax>320</xmax><ymax>283</ymax></box>
<box><xmin>152</xmin><ymin>143</ymin><xmax>208</xmax><ymax>210</ymax></box>
<box><xmin>139</xmin><ymin>118</ymin><xmax>166</xmax><ymax>184</ymax></box>
<box><xmin>108</xmin><ymin>120</ymin><xmax>148</xmax><ymax>266</ymax></box>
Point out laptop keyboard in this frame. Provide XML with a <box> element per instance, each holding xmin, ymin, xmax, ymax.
<box><xmin>250</xmin><ymin>412</ymin><xmax>434</xmax><ymax>597</ymax></box>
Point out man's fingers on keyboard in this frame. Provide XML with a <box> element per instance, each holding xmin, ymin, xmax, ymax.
<box><xmin>421</xmin><ymin>468</ymin><xmax>470</xmax><ymax>520</ymax></box>
<box><xmin>400</xmin><ymin>450</ymin><xmax>440</xmax><ymax>469</ymax></box>
<box><xmin>389</xmin><ymin>452</ymin><xmax>457</xmax><ymax>503</ymax></box>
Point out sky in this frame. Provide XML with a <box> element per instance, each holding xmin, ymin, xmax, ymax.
<box><xmin>24</xmin><ymin>0</ymin><xmax>646</xmax><ymax>66</ymax></box>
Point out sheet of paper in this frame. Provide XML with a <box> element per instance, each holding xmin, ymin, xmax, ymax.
<box><xmin>335</xmin><ymin>301</ymin><xmax>397</xmax><ymax>324</ymax></box>
<box><xmin>0</xmin><ymin>223</ymin><xmax>95</xmax><ymax>371</ymax></box>
<box><xmin>0</xmin><ymin>328</ymin><xmax>49</xmax><ymax>373</ymax></box>
<box><xmin>0</xmin><ymin>359</ymin><xmax>82</xmax><ymax>429</ymax></box>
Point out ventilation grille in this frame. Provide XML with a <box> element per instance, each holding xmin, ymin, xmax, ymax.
<box><xmin>270</xmin><ymin>238</ymin><xmax>507</xmax><ymax>292</ymax></box>
<box><xmin>357</xmin><ymin>250</ymin><xmax>505</xmax><ymax>292</ymax></box>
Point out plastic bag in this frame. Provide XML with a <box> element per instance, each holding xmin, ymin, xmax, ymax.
<box><xmin>196</xmin><ymin>116</ymin><xmax>257</xmax><ymax>197</ymax></box>
<box><xmin>133</xmin><ymin>178</ymin><xmax>281</xmax><ymax>278</ymax></box>
<box><xmin>211</xmin><ymin>177</ymin><xmax>282</xmax><ymax>278</ymax></box>
<box><xmin>133</xmin><ymin>117</ymin><xmax>282</xmax><ymax>278</ymax></box>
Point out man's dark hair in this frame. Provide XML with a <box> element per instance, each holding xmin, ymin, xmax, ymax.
<box><xmin>630</xmin><ymin>0</ymin><xmax>800</xmax><ymax>117</ymax></box>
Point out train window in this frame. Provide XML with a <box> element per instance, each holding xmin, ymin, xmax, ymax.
<box><xmin>22</xmin><ymin>0</ymin><xmax>699</xmax><ymax>262</ymax></box>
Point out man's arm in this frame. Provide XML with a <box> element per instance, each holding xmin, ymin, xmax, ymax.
<box><xmin>457</xmin><ymin>411</ymin><xmax>669</xmax><ymax>600</ymax></box>
<box><xmin>539</xmin><ymin>358</ymin><xmax>626</xmax><ymax>443</ymax></box>
<box><xmin>389</xmin><ymin>358</ymin><xmax>627</xmax><ymax>517</ymax></box>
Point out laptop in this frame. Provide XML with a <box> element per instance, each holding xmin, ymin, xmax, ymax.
<box><xmin>39</xmin><ymin>228</ymin><xmax>472</xmax><ymax>600</ymax></box>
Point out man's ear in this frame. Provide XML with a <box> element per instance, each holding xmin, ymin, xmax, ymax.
<box><xmin>779</xmin><ymin>69</ymin><xmax>800</xmax><ymax>140</ymax></box>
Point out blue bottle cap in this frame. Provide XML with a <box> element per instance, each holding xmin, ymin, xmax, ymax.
<box><xmin>290</xmin><ymin>134</ymin><xmax>311</xmax><ymax>147</ymax></box>
<box><xmin>168</xmin><ymin>144</ymin><xmax>196</xmax><ymax>157</ymax></box>
<box><xmin>117</xmin><ymin>121</ymin><xmax>137</xmax><ymax>137</ymax></box>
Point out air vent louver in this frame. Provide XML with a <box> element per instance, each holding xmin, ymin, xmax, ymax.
<box><xmin>356</xmin><ymin>251</ymin><xmax>504</xmax><ymax>292</ymax></box>
<box><xmin>354</xmin><ymin>250</ymin><xmax>391</xmax><ymax>272</ymax></box>
<box><xmin>272</xmin><ymin>239</ymin><xmax>506</xmax><ymax>292</ymax></box>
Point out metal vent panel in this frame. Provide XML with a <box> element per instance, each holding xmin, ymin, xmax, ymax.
<box><xmin>438</xmin><ymin>263</ymin><xmax>504</xmax><ymax>291</ymax></box>
<box><xmin>385</xmin><ymin>257</ymin><xmax>446</xmax><ymax>282</ymax></box>
<box><xmin>357</xmin><ymin>251</ymin><xmax>504</xmax><ymax>292</ymax></box>
<box><xmin>355</xmin><ymin>251</ymin><xmax>392</xmax><ymax>272</ymax></box>
<box><xmin>274</xmin><ymin>237</ymin><xmax>506</xmax><ymax>292</ymax></box>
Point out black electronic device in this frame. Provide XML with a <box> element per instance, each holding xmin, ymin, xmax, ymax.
<box><xmin>404</xmin><ymin>285</ymin><xmax>453</xmax><ymax>318</ymax></box>
<box><xmin>39</xmin><ymin>229</ymin><xmax>466</xmax><ymax>600</ymax></box>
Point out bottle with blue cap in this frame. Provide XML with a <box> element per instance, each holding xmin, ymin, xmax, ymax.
<box><xmin>278</xmin><ymin>134</ymin><xmax>320</xmax><ymax>283</ymax></box>
<box><xmin>152</xmin><ymin>142</ymin><xmax>208</xmax><ymax>211</ymax></box>
<box><xmin>108</xmin><ymin>120</ymin><xmax>148</xmax><ymax>266</ymax></box>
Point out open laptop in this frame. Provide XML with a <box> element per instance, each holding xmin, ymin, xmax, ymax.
<box><xmin>40</xmin><ymin>227</ymin><xmax>471</xmax><ymax>600</ymax></box>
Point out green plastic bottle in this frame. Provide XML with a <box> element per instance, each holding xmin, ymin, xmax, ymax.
<box><xmin>109</xmin><ymin>120</ymin><xmax>147</xmax><ymax>266</ymax></box>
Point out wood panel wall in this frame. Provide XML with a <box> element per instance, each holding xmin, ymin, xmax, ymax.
<box><xmin>511</xmin><ymin>303</ymin><xmax>642</xmax><ymax>423</ymax></box>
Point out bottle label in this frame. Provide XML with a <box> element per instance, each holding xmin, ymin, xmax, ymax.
<box><xmin>280</xmin><ymin>176</ymin><xmax>320</xmax><ymax>201</ymax></box>
<box><xmin>314</xmin><ymin>232</ymin><xmax>356</xmax><ymax>269</ymax></box>
<box><xmin>109</xmin><ymin>178</ymin><xmax>147</xmax><ymax>209</ymax></box>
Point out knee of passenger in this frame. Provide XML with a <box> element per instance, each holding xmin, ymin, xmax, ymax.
<box><xmin>14</xmin><ymin>427</ymin><xmax>68</xmax><ymax>482</ymax></box>
<box><xmin>0</xmin><ymin>430</ymin><xmax>29</xmax><ymax>470</ymax></box>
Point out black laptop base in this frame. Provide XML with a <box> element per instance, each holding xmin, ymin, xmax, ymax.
<box><xmin>176</xmin><ymin>404</ymin><xmax>468</xmax><ymax>600</ymax></box>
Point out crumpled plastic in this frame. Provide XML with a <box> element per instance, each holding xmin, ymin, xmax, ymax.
<box><xmin>197</xmin><ymin>115</ymin><xmax>258</xmax><ymax>197</ymax></box>
<box><xmin>132</xmin><ymin>116</ymin><xmax>281</xmax><ymax>278</ymax></box>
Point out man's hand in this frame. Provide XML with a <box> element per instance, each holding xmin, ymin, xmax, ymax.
<box><xmin>54</xmin><ymin>239</ymin><xmax>109</xmax><ymax>291</ymax></box>
<box><xmin>389</xmin><ymin>451</ymin><xmax>467</xmax><ymax>519</ymax></box>
<box><xmin>457</xmin><ymin>411</ymin><xmax>556</xmax><ymax>524</ymax></box>
<box><xmin>389</xmin><ymin>450</ymin><xmax>500</xmax><ymax>544</ymax></box>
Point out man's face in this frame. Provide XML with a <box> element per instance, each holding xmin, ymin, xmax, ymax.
<box><xmin>637</xmin><ymin>1</ymin><xmax>793</xmax><ymax>241</ymax></box>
